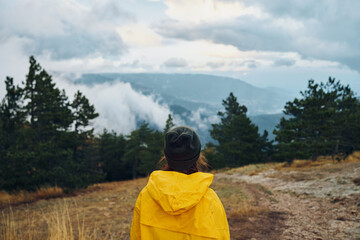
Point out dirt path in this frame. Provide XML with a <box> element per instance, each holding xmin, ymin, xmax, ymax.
<box><xmin>216</xmin><ymin>161</ymin><xmax>360</xmax><ymax>240</ymax></box>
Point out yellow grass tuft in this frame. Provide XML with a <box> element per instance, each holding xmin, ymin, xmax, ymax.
<box><xmin>1</xmin><ymin>207</ymin><xmax>41</xmax><ymax>240</ymax></box>
<box><xmin>346</xmin><ymin>151</ymin><xmax>360</xmax><ymax>162</ymax></box>
<box><xmin>36</xmin><ymin>186</ymin><xmax>64</xmax><ymax>200</ymax></box>
<box><xmin>0</xmin><ymin>186</ymin><xmax>64</xmax><ymax>208</ymax></box>
<box><xmin>227</xmin><ymin>199</ymin><xmax>260</xmax><ymax>219</ymax></box>
<box><xmin>280</xmin><ymin>151</ymin><xmax>360</xmax><ymax>171</ymax></box>
<box><xmin>0</xmin><ymin>191</ymin><xmax>12</xmax><ymax>205</ymax></box>
<box><xmin>289</xmin><ymin>159</ymin><xmax>312</xmax><ymax>168</ymax></box>
<box><xmin>0</xmin><ymin>200</ymin><xmax>106</xmax><ymax>240</ymax></box>
<box><xmin>223</xmin><ymin>162</ymin><xmax>285</xmax><ymax>176</ymax></box>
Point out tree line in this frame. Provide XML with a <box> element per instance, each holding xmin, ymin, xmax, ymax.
<box><xmin>1</xmin><ymin>56</ymin><xmax>360</xmax><ymax>192</ymax></box>
<box><xmin>205</xmin><ymin>79</ymin><xmax>360</xmax><ymax>167</ymax></box>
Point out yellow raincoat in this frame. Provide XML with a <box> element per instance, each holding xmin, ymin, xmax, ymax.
<box><xmin>130</xmin><ymin>170</ymin><xmax>230</xmax><ymax>239</ymax></box>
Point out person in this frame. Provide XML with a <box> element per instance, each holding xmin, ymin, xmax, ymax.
<box><xmin>130</xmin><ymin>126</ymin><xmax>230</xmax><ymax>239</ymax></box>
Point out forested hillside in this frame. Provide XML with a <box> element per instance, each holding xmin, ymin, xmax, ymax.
<box><xmin>1</xmin><ymin>57</ymin><xmax>360</xmax><ymax>192</ymax></box>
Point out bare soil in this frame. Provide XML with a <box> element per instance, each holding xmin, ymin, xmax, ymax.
<box><xmin>217</xmin><ymin>161</ymin><xmax>360</xmax><ymax>240</ymax></box>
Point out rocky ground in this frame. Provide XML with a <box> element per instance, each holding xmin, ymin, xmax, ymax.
<box><xmin>217</xmin><ymin>160</ymin><xmax>360</xmax><ymax>240</ymax></box>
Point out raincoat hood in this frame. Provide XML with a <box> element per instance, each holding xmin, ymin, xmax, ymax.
<box><xmin>131</xmin><ymin>170</ymin><xmax>230</xmax><ymax>239</ymax></box>
<box><xmin>146</xmin><ymin>170</ymin><xmax>214</xmax><ymax>215</ymax></box>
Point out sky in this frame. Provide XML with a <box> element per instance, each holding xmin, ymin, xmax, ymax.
<box><xmin>0</xmin><ymin>0</ymin><xmax>360</xmax><ymax>133</ymax></box>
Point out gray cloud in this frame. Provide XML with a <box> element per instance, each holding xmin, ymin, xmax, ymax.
<box><xmin>156</xmin><ymin>17</ymin><xmax>293</xmax><ymax>52</ymax></box>
<box><xmin>0</xmin><ymin>0</ymin><xmax>132</xmax><ymax>60</ymax></box>
<box><xmin>26</xmin><ymin>28</ymin><xmax>125</xmax><ymax>60</ymax></box>
<box><xmin>155</xmin><ymin>0</ymin><xmax>360</xmax><ymax>72</ymax></box>
<box><xmin>230</xmin><ymin>60</ymin><xmax>260</xmax><ymax>69</ymax></box>
<box><xmin>273</xmin><ymin>58</ymin><xmax>296</xmax><ymax>67</ymax></box>
<box><xmin>90</xmin><ymin>1</ymin><xmax>136</xmax><ymax>22</ymax></box>
<box><xmin>163</xmin><ymin>58</ymin><xmax>188</xmax><ymax>68</ymax></box>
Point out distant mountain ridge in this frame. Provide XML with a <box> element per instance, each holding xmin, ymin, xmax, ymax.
<box><xmin>75</xmin><ymin>73</ymin><xmax>291</xmax><ymax>115</ymax></box>
<box><xmin>74</xmin><ymin>73</ymin><xmax>291</xmax><ymax>142</ymax></box>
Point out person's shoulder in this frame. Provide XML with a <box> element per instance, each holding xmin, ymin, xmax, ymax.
<box><xmin>204</xmin><ymin>187</ymin><xmax>223</xmax><ymax>204</ymax></box>
<box><xmin>138</xmin><ymin>185</ymin><xmax>149</xmax><ymax>198</ymax></box>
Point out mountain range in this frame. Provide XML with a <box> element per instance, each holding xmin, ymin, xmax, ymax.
<box><xmin>74</xmin><ymin>73</ymin><xmax>292</xmax><ymax>142</ymax></box>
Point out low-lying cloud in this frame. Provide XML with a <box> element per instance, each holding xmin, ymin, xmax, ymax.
<box><xmin>54</xmin><ymin>78</ymin><xmax>172</xmax><ymax>134</ymax></box>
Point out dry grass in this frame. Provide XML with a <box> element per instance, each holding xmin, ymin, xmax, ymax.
<box><xmin>284</xmin><ymin>151</ymin><xmax>360</xmax><ymax>170</ymax></box>
<box><xmin>0</xmin><ymin>186</ymin><xmax>64</xmax><ymax>208</ymax></box>
<box><xmin>211</xmin><ymin>177</ymin><xmax>265</xmax><ymax>221</ymax></box>
<box><xmin>2</xmin><ymin>152</ymin><xmax>359</xmax><ymax>239</ymax></box>
<box><xmin>227</xmin><ymin>199</ymin><xmax>261</xmax><ymax>219</ymax></box>
<box><xmin>224</xmin><ymin>151</ymin><xmax>360</xmax><ymax>176</ymax></box>
<box><xmin>220</xmin><ymin>162</ymin><xmax>285</xmax><ymax>176</ymax></box>
<box><xmin>0</xmin><ymin>176</ymin><xmax>259</xmax><ymax>239</ymax></box>
<box><xmin>0</xmin><ymin>200</ymin><xmax>109</xmax><ymax>240</ymax></box>
<box><xmin>0</xmin><ymin>178</ymin><xmax>148</xmax><ymax>240</ymax></box>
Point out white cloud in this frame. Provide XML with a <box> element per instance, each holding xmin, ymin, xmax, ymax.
<box><xmin>188</xmin><ymin>108</ymin><xmax>219</xmax><ymax>131</ymax></box>
<box><xmin>1</xmin><ymin>0</ymin><xmax>87</xmax><ymax>37</ymax></box>
<box><xmin>0</xmin><ymin>37</ymin><xmax>30</xmax><ymax>96</ymax></box>
<box><xmin>164</xmin><ymin>0</ymin><xmax>264</xmax><ymax>23</ymax></box>
<box><xmin>54</xmin><ymin>78</ymin><xmax>171</xmax><ymax>134</ymax></box>
<box><xmin>117</xmin><ymin>24</ymin><xmax>162</xmax><ymax>47</ymax></box>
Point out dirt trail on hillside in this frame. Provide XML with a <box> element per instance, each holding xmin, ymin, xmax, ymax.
<box><xmin>216</xmin><ymin>161</ymin><xmax>360</xmax><ymax>240</ymax></box>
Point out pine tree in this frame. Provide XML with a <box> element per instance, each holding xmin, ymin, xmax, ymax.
<box><xmin>137</xmin><ymin>129</ymin><xmax>163</xmax><ymax>176</ymax></box>
<box><xmin>163</xmin><ymin>114</ymin><xmax>175</xmax><ymax>133</ymax></box>
<box><xmin>71</xmin><ymin>90</ymin><xmax>99</xmax><ymax>136</ymax></box>
<box><xmin>0</xmin><ymin>77</ymin><xmax>25</xmax><ymax>148</ymax></box>
<box><xmin>210</xmin><ymin>92</ymin><xmax>265</xmax><ymax>168</ymax></box>
<box><xmin>274</xmin><ymin>77</ymin><xmax>360</xmax><ymax>162</ymax></box>
<box><xmin>1</xmin><ymin>56</ymin><xmax>102</xmax><ymax>190</ymax></box>
<box><xmin>71</xmin><ymin>90</ymin><xmax>99</xmax><ymax>170</ymax></box>
<box><xmin>0</xmin><ymin>77</ymin><xmax>26</xmax><ymax>190</ymax></box>
<box><xmin>123</xmin><ymin>122</ymin><xmax>163</xmax><ymax>179</ymax></box>
<box><xmin>99</xmin><ymin>129</ymin><xmax>129</xmax><ymax>181</ymax></box>
<box><xmin>123</xmin><ymin>122</ymin><xmax>151</xmax><ymax>179</ymax></box>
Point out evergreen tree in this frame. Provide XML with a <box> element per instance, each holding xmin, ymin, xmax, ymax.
<box><xmin>0</xmin><ymin>56</ymin><xmax>101</xmax><ymax>190</ymax></box>
<box><xmin>0</xmin><ymin>77</ymin><xmax>25</xmax><ymax>148</ymax></box>
<box><xmin>71</xmin><ymin>90</ymin><xmax>99</xmax><ymax>136</ymax></box>
<box><xmin>124</xmin><ymin>122</ymin><xmax>152</xmax><ymax>179</ymax></box>
<box><xmin>274</xmin><ymin>77</ymin><xmax>360</xmax><ymax>162</ymax></box>
<box><xmin>20</xmin><ymin>56</ymin><xmax>74</xmax><ymax>189</ymax></box>
<box><xmin>99</xmin><ymin>129</ymin><xmax>129</xmax><ymax>181</ymax></box>
<box><xmin>71</xmin><ymin>90</ymin><xmax>99</xmax><ymax>172</ymax></box>
<box><xmin>0</xmin><ymin>77</ymin><xmax>26</xmax><ymax>190</ymax></box>
<box><xmin>210</xmin><ymin>92</ymin><xmax>266</xmax><ymax>168</ymax></box>
<box><xmin>163</xmin><ymin>114</ymin><xmax>175</xmax><ymax>133</ymax></box>
<box><xmin>137</xmin><ymin>129</ymin><xmax>163</xmax><ymax>176</ymax></box>
<box><xmin>123</xmin><ymin>122</ymin><xmax>163</xmax><ymax>179</ymax></box>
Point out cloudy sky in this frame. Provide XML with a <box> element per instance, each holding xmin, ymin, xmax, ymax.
<box><xmin>1</xmin><ymin>0</ymin><xmax>360</xmax><ymax>132</ymax></box>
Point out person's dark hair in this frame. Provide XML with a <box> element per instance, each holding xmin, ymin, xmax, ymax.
<box><xmin>158</xmin><ymin>153</ymin><xmax>209</xmax><ymax>174</ymax></box>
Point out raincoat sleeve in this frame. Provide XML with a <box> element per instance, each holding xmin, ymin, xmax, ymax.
<box><xmin>130</xmin><ymin>192</ymin><xmax>142</xmax><ymax>240</ymax></box>
<box><xmin>210</xmin><ymin>189</ymin><xmax>230</xmax><ymax>240</ymax></box>
<box><xmin>219</xmin><ymin>202</ymin><xmax>230</xmax><ymax>240</ymax></box>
